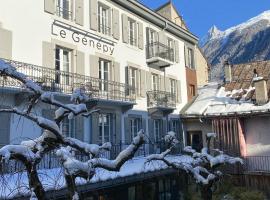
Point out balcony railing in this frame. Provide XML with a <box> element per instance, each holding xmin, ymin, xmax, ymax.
<box><xmin>147</xmin><ymin>90</ymin><xmax>176</xmax><ymax>109</ymax></box>
<box><xmin>146</xmin><ymin>42</ymin><xmax>174</xmax><ymax>63</ymax></box>
<box><xmin>0</xmin><ymin>59</ymin><xmax>136</xmax><ymax>103</ymax></box>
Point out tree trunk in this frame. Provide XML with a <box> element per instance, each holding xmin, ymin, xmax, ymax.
<box><xmin>26</xmin><ymin>164</ymin><xmax>46</xmax><ymax>200</ymax></box>
<box><xmin>65</xmin><ymin>174</ymin><xmax>79</xmax><ymax>200</ymax></box>
<box><xmin>201</xmin><ymin>184</ymin><xmax>212</xmax><ymax>200</ymax></box>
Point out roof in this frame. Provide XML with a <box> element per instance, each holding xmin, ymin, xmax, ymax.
<box><xmin>225</xmin><ymin>60</ymin><xmax>270</xmax><ymax>99</ymax></box>
<box><xmin>181</xmin><ymin>60</ymin><xmax>270</xmax><ymax>118</ymax></box>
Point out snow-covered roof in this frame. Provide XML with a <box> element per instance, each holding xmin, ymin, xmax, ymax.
<box><xmin>1</xmin><ymin>155</ymin><xmax>192</xmax><ymax>198</ymax></box>
<box><xmin>182</xmin><ymin>60</ymin><xmax>270</xmax><ymax>117</ymax></box>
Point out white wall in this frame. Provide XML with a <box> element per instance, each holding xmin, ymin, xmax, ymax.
<box><xmin>244</xmin><ymin>117</ymin><xmax>270</xmax><ymax>156</ymax></box>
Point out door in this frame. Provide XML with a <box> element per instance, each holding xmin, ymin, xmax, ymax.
<box><xmin>99</xmin><ymin>59</ymin><xmax>110</xmax><ymax>94</ymax></box>
<box><xmin>55</xmin><ymin>46</ymin><xmax>71</xmax><ymax>85</ymax></box>
<box><xmin>187</xmin><ymin>131</ymin><xmax>203</xmax><ymax>152</ymax></box>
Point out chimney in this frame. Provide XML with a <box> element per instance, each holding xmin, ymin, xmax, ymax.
<box><xmin>224</xmin><ymin>61</ymin><xmax>232</xmax><ymax>83</ymax></box>
<box><xmin>253</xmin><ymin>78</ymin><xmax>268</xmax><ymax>105</ymax></box>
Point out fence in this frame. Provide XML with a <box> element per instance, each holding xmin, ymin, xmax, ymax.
<box><xmin>0</xmin><ymin>142</ymin><xmax>182</xmax><ymax>174</ymax></box>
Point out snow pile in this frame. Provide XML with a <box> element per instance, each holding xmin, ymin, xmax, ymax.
<box><xmin>0</xmin><ymin>145</ymin><xmax>37</xmax><ymax>161</ymax></box>
<box><xmin>207</xmin><ymin>133</ymin><xmax>216</xmax><ymax>138</ymax></box>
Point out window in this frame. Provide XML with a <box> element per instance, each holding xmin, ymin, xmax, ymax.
<box><xmin>154</xmin><ymin>119</ymin><xmax>162</xmax><ymax>142</ymax></box>
<box><xmin>170</xmin><ymin>79</ymin><xmax>176</xmax><ymax>95</ymax></box>
<box><xmin>99</xmin><ymin>59</ymin><xmax>111</xmax><ymax>91</ymax></box>
<box><xmin>56</xmin><ymin>0</ymin><xmax>73</xmax><ymax>20</ymax></box>
<box><xmin>189</xmin><ymin>84</ymin><xmax>196</xmax><ymax>97</ymax></box>
<box><xmin>61</xmin><ymin>117</ymin><xmax>75</xmax><ymax>137</ymax></box>
<box><xmin>55</xmin><ymin>46</ymin><xmax>72</xmax><ymax>85</ymax></box>
<box><xmin>167</xmin><ymin>38</ymin><xmax>174</xmax><ymax>61</ymax></box>
<box><xmin>129</xmin><ymin>67</ymin><xmax>140</xmax><ymax>95</ymax></box>
<box><xmin>128</xmin><ymin>186</ymin><xmax>136</xmax><ymax>200</ymax></box>
<box><xmin>98</xmin><ymin>114</ymin><xmax>111</xmax><ymax>143</ymax></box>
<box><xmin>128</xmin><ymin>18</ymin><xmax>137</xmax><ymax>46</ymax></box>
<box><xmin>152</xmin><ymin>74</ymin><xmax>159</xmax><ymax>91</ymax></box>
<box><xmin>130</xmin><ymin>118</ymin><xmax>142</xmax><ymax>139</ymax></box>
<box><xmin>98</xmin><ymin>4</ymin><xmax>110</xmax><ymax>36</ymax></box>
<box><xmin>148</xmin><ymin>29</ymin><xmax>157</xmax><ymax>57</ymax></box>
<box><xmin>187</xmin><ymin>48</ymin><xmax>195</xmax><ymax>69</ymax></box>
<box><xmin>170</xmin><ymin>120</ymin><xmax>179</xmax><ymax>134</ymax></box>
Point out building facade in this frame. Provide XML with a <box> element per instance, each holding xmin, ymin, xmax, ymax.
<box><xmin>0</xmin><ymin>0</ymin><xmax>198</xmax><ymax>149</ymax></box>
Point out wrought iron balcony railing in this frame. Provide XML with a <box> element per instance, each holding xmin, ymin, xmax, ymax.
<box><xmin>147</xmin><ymin>90</ymin><xmax>176</xmax><ymax>109</ymax></box>
<box><xmin>0</xmin><ymin>59</ymin><xmax>136</xmax><ymax>103</ymax></box>
<box><xmin>146</xmin><ymin>42</ymin><xmax>175</xmax><ymax>63</ymax></box>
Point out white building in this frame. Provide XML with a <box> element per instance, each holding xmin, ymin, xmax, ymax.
<box><xmin>0</xmin><ymin>0</ymin><xmax>198</xmax><ymax>147</ymax></box>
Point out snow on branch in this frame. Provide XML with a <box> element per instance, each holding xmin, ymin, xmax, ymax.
<box><xmin>64</xmin><ymin>137</ymin><xmax>111</xmax><ymax>158</ymax></box>
<box><xmin>0</xmin><ymin>60</ymin><xmax>42</xmax><ymax>94</ymax></box>
<box><xmin>0</xmin><ymin>145</ymin><xmax>37</xmax><ymax>162</ymax></box>
<box><xmin>91</xmin><ymin>130</ymin><xmax>146</xmax><ymax>171</ymax></box>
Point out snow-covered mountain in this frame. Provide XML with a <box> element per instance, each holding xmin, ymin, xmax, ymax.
<box><xmin>201</xmin><ymin>10</ymin><xmax>270</xmax><ymax>80</ymax></box>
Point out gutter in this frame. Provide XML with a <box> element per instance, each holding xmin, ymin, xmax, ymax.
<box><xmin>112</xmin><ymin>0</ymin><xmax>198</xmax><ymax>45</ymax></box>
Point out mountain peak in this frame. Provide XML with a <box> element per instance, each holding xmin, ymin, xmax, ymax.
<box><xmin>208</xmin><ymin>25</ymin><xmax>222</xmax><ymax>39</ymax></box>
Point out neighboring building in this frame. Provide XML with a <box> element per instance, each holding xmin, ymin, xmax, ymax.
<box><xmin>156</xmin><ymin>1</ymin><xmax>209</xmax><ymax>102</ymax></box>
<box><xmin>180</xmin><ymin>60</ymin><xmax>270</xmax><ymax>195</ymax></box>
<box><xmin>0</xmin><ymin>0</ymin><xmax>198</xmax><ymax>151</ymax></box>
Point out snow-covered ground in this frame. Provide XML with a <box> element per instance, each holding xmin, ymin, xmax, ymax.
<box><xmin>0</xmin><ymin>155</ymin><xmax>192</xmax><ymax>199</ymax></box>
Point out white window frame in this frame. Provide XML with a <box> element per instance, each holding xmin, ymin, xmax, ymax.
<box><xmin>148</xmin><ymin>29</ymin><xmax>156</xmax><ymax>57</ymax></box>
<box><xmin>171</xmin><ymin>120</ymin><xmax>179</xmax><ymax>134</ymax></box>
<box><xmin>55</xmin><ymin>46</ymin><xmax>72</xmax><ymax>85</ymax></box>
<box><xmin>98</xmin><ymin>114</ymin><xmax>111</xmax><ymax>143</ymax></box>
<box><xmin>98</xmin><ymin>3</ymin><xmax>110</xmax><ymax>36</ymax></box>
<box><xmin>56</xmin><ymin>0</ymin><xmax>73</xmax><ymax>20</ymax></box>
<box><xmin>128</xmin><ymin>18</ymin><xmax>137</xmax><ymax>46</ymax></box>
<box><xmin>170</xmin><ymin>79</ymin><xmax>176</xmax><ymax>95</ymax></box>
<box><xmin>99</xmin><ymin>59</ymin><xmax>110</xmax><ymax>91</ymax></box>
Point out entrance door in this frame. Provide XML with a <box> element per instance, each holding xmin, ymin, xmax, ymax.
<box><xmin>187</xmin><ymin>131</ymin><xmax>203</xmax><ymax>152</ymax></box>
<box><xmin>55</xmin><ymin>46</ymin><xmax>71</xmax><ymax>85</ymax></box>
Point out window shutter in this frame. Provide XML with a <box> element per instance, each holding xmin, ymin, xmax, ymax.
<box><xmin>158</xmin><ymin>31</ymin><xmax>166</xmax><ymax>45</ymax></box>
<box><xmin>89</xmin><ymin>54</ymin><xmax>99</xmax><ymax>78</ymax></box>
<box><xmin>146</xmin><ymin>27</ymin><xmax>150</xmax><ymax>45</ymax></box>
<box><xmin>75</xmin><ymin>0</ymin><xmax>84</xmax><ymax>26</ymax></box>
<box><xmin>136</xmin><ymin>69</ymin><xmax>140</xmax><ymax>96</ymax></box>
<box><xmin>42</xmin><ymin>41</ymin><xmax>54</xmax><ymax>69</ymax></box>
<box><xmin>0</xmin><ymin>28</ymin><xmax>12</xmax><ymax>59</ymax></box>
<box><xmin>90</xmin><ymin>0</ymin><xmax>98</xmax><ymax>31</ymax></box>
<box><xmin>76</xmin><ymin>51</ymin><xmax>85</xmax><ymax>75</ymax></box>
<box><xmin>138</xmin><ymin>22</ymin><xmax>144</xmax><ymax>49</ymax></box>
<box><xmin>91</xmin><ymin>113</ymin><xmax>99</xmax><ymax>144</ymax></box>
<box><xmin>175</xmin><ymin>40</ymin><xmax>180</xmax><ymax>63</ymax></box>
<box><xmin>146</xmin><ymin>71</ymin><xmax>152</xmax><ymax>92</ymax></box>
<box><xmin>44</xmin><ymin>0</ymin><xmax>55</xmax><ymax>14</ymax></box>
<box><xmin>112</xmin><ymin>9</ymin><xmax>120</xmax><ymax>40</ymax></box>
<box><xmin>165</xmin><ymin>77</ymin><xmax>170</xmax><ymax>92</ymax></box>
<box><xmin>75</xmin><ymin>116</ymin><xmax>84</xmax><ymax>141</ymax></box>
<box><xmin>140</xmin><ymin>69</ymin><xmax>146</xmax><ymax>97</ymax></box>
<box><xmin>148</xmin><ymin>119</ymin><xmax>154</xmax><ymax>143</ymax></box>
<box><xmin>184</xmin><ymin>45</ymin><xmax>188</xmax><ymax>67</ymax></box>
<box><xmin>160</xmin><ymin>75</ymin><xmax>165</xmax><ymax>91</ymax></box>
<box><xmin>115</xmin><ymin>113</ymin><xmax>121</xmax><ymax>143</ymax></box>
<box><xmin>177</xmin><ymin>80</ymin><xmax>182</xmax><ymax>103</ymax></box>
<box><xmin>124</xmin><ymin>117</ymin><xmax>130</xmax><ymax>143</ymax></box>
<box><xmin>0</xmin><ymin>112</ymin><xmax>11</xmax><ymax>146</ymax></box>
<box><xmin>122</xmin><ymin>14</ymin><xmax>128</xmax><ymax>43</ymax></box>
<box><xmin>125</xmin><ymin>66</ymin><xmax>129</xmax><ymax>96</ymax></box>
<box><xmin>142</xmin><ymin>118</ymin><xmax>146</xmax><ymax>134</ymax></box>
<box><xmin>114</xmin><ymin>62</ymin><xmax>120</xmax><ymax>83</ymax></box>
<box><xmin>163</xmin><ymin>119</ymin><xmax>168</xmax><ymax>136</ymax></box>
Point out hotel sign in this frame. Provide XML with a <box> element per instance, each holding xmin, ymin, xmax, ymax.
<box><xmin>51</xmin><ymin>20</ymin><xmax>115</xmax><ymax>55</ymax></box>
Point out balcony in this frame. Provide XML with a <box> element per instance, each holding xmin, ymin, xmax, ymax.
<box><xmin>147</xmin><ymin>90</ymin><xmax>176</xmax><ymax>116</ymax></box>
<box><xmin>146</xmin><ymin>42</ymin><xmax>174</xmax><ymax>69</ymax></box>
<box><xmin>0</xmin><ymin>59</ymin><xmax>136</xmax><ymax>105</ymax></box>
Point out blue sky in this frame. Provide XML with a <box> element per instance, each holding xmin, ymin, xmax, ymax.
<box><xmin>139</xmin><ymin>0</ymin><xmax>270</xmax><ymax>39</ymax></box>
